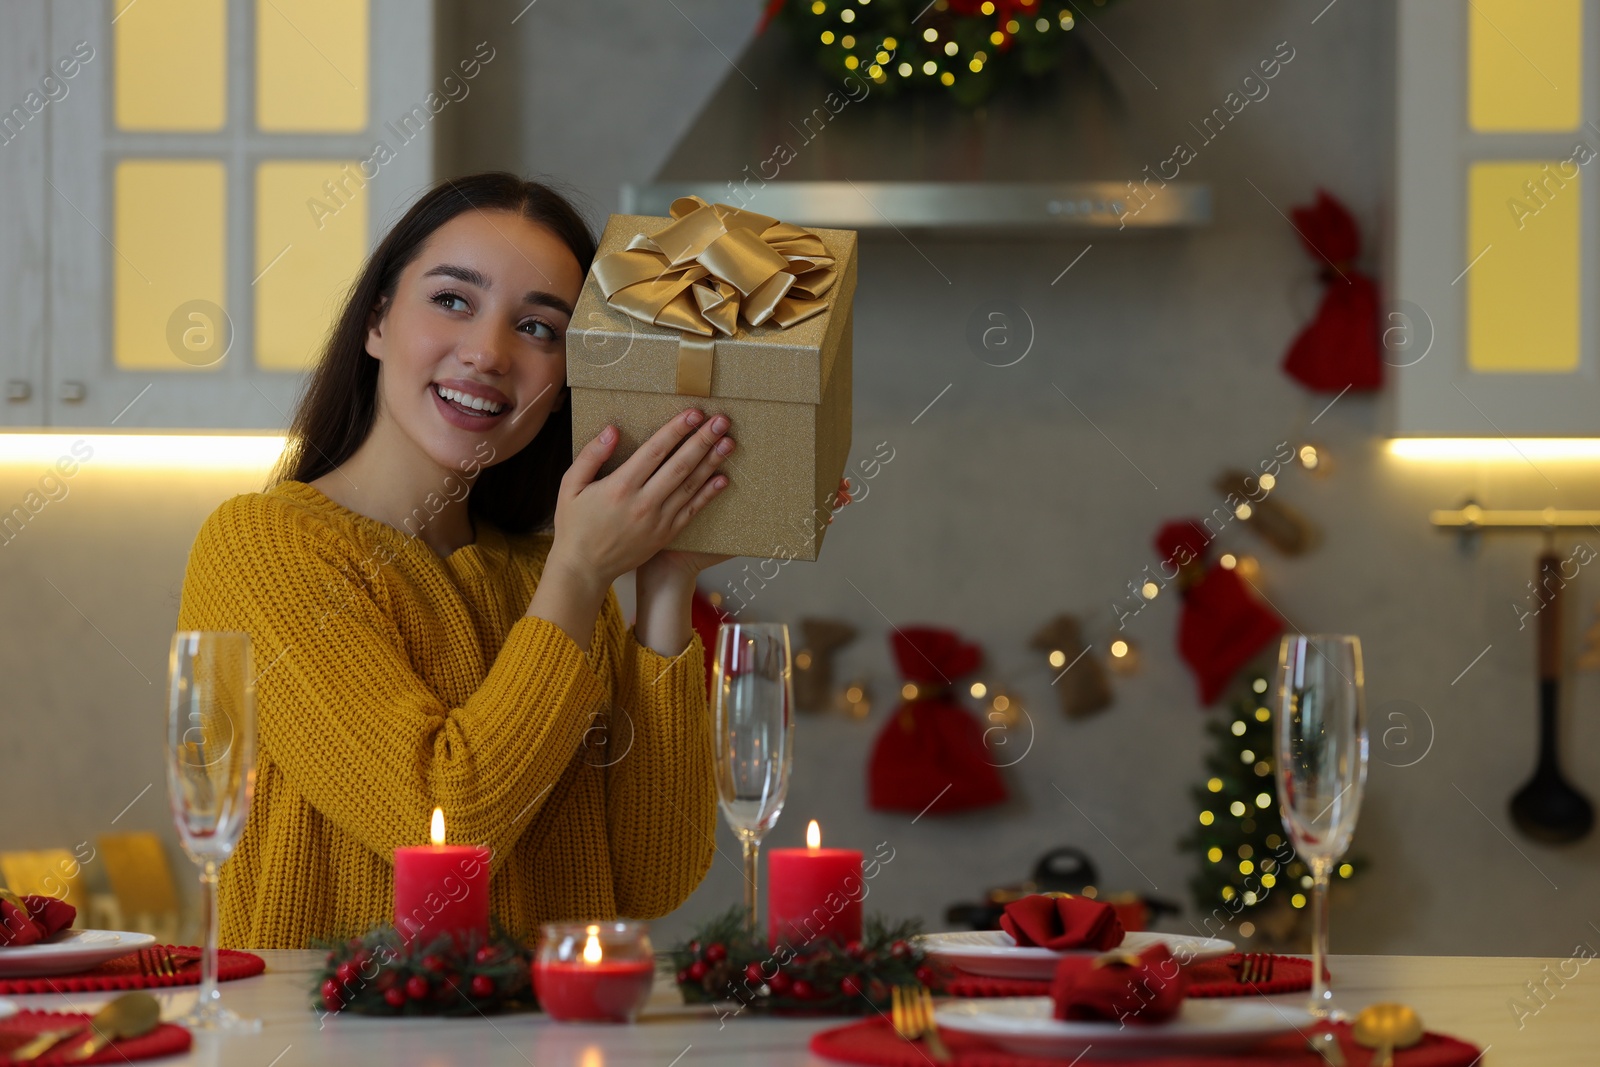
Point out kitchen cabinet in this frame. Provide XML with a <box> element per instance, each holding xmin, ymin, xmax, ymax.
<box><xmin>1395</xmin><ymin>0</ymin><xmax>1600</xmax><ymax>436</ymax></box>
<box><xmin>0</xmin><ymin>0</ymin><xmax>434</xmax><ymax>430</ymax></box>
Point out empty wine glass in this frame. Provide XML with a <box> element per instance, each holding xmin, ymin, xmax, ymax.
<box><xmin>1274</xmin><ymin>634</ymin><xmax>1368</xmax><ymax>1019</ymax></box>
<box><xmin>711</xmin><ymin>623</ymin><xmax>794</xmax><ymax>936</ymax></box>
<box><xmin>167</xmin><ymin>631</ymin><xmax>259</xmax><ymax>1032</ymax></box>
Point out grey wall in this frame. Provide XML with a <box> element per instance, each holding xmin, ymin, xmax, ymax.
<box><xmin>4</xmin><ymin>0</ymin><xmax>1599</xmax><ymax>961</ymax></box>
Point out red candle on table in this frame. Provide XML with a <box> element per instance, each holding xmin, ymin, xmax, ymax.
<box><xmin>767</xmin><ymin>820</ymin><xmax>863</xmax><ymax>948</ymax></box>
<box><xmin>534</xmin><ymin>922</ymin><xmax>656</xmax><ymax>1022</ymax></box>
<box><xmin>393</xmin><ymin>807</ymin><xmax>490</xmax><ymax>947</ymax></box>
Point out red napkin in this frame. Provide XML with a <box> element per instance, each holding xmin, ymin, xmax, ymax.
<box><xmin>999</xmin><ymin>894</ymin><xmax>1124</xmax><ymax>952</ymax></box>
<box><xmin>1050</xmin><ymin>944</ymin><xmax>1188</xmax><ymax>1024</ymax></box>
<box><xmin>0</xmin><ymin>893</ymin><xmax>75</xmax><ymax>947</ymax></box>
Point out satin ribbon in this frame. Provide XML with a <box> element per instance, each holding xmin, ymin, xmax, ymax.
<box><xmin>590</xmin><ymin>196</ymin><xmax>838</xmax><ymax>397</ymax></box>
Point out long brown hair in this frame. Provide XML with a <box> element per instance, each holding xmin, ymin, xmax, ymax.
<box><xmin>271</xmin><ymin>172</ymin><xmax>597</xmax><ymax>535</ymax></box>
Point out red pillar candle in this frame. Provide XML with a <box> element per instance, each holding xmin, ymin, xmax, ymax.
<box><xmin>767</xmin><ymin>820</ymin><xmax>863</xmax><ymax>949</ymax></box>
<box><xmin>393</xmin><ymin>808</ymin><xmax>490</xmax><ymax>947</ymax></box>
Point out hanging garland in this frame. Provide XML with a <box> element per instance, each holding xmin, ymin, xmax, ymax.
<box><xmin>763</xmin><ymin>0</ymin><xmax>1123</xmax><ymax>107</ymax></box>
<box><xmin>311</xmin><ymin>924</ymin><xmax>536</xmax><ymax>1017</ymax></box>
<box><xmin>671</xmin><ymin>907</ymin><xmax>939</xmax><ymax>1014</ymax></box>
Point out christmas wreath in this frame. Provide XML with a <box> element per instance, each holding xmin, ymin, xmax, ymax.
<box><xmin>670</xmin><ymin>907</ymin><xmax>939</xmax><ymax>1015</ymax></box>
<box><xmin>311</xmin><ymin>924</ymin><xmax>536</xmax><ymax>1017</ymax></box>
<box><xmin>763</xmin><ymin>0</ymin><xmax>1124</xmax><ymax>106</ymax></box>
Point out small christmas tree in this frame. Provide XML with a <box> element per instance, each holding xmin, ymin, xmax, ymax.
<box><xmin>1178</xmin><ymin>666</ymin><xmax>1360</xmax><ymax>948</ymax></box>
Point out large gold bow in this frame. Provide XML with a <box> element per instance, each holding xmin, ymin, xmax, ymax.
<box><xmin>591</xmin><ymin>196</ymin><xmax>838</xmax><ymax>397</ymax></box>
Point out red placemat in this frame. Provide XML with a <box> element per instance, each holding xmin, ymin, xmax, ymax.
<box><xmin>0</xmin><ymin>946</ymin><xmax>265</xmax><ymax>995</ymax></box>
<box><xmin>941</xmin><ymin>953</ymin><xmax>1313</xmax><ymax>999</ymax></box>
<box><xmin>0</xmin><ymin>1010</ymin><xmax>190</xmax><ymax>1066</ymax></box>
<box><xmin>810</xmin><ymin>1017</ymin><xmax>1484</xmax><ymax>1067</ymax></box>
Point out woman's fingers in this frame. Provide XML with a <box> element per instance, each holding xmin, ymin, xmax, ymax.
<box><xmin>672</xmin><ymin>470</ymin><xmax>730</xmax><ymax>532</ymax></box>
<box><xmin>643</xmin><ymin>413</ymin><xmax>730</xmax><ymax>503</ymax></box>
<box><xmin>664</xmin><ymin>432</ymin><xmax>734</xmax><ymax>516</ymax></box>
<box><xmin>614</xmin><ymin>408</ymin><xmax>705</xmax><ymax>489</ymax></box>
<box><xmin>564</xmin><ymin>424</ymin><xmax>618</xmax><ymax>493</ymax></box>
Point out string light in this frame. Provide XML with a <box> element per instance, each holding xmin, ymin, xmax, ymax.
<box><xmin>1229</xmin><ymin>801</ymin><xmax>1247</xmax><ymax>817</ymax></box>
<box><xmin>1254</xmin><ymin>707</ymin><xmax>1270</xmax><ymax>723</ymax></box>
<box><xmin>970</xmin><ymin>681</ymin><xmax>988</xmax><ymax>698</ymax></box>
<box><xmin>1219</xmin><ymin>553</ymin><xmax>1237</xmax><ymax>569</ymax></box>
<box><xmin>1048</xmin><ymin>649</ymin><xmax>1066</xmax><ymax>668</ymax></box>
<box><xmin>840</xmin><ymin>7</ymin><xmax>856</xmax><ymax>20</ymax></box>
<box><xmin>1206</xmin><ymin>777</ymin><xmax>1223</xmax><ymax>792</ymax></box>
<box><xmin>820</xmin><ymin>29</ymin><xmax>835</xmax><ymax>43</ymax></box>
<box><xmin>1231</xmin><ymin>721</ymin><xmax>1247</xmax><ymax>737</ymax></box>
<box><xmin>1207</xmin><ymin>847</ymin><xmax>1223</xmax><ymax>863</ymax></box>
<box><xmin>811</xmin><ymin>0</ymin><xmax>826</xmax><ymax>11</ymax></box>
<box><xmin>1252</xmin><ymin>677</ymin><xmax>1269</xmax><ymax>694</ymax></box>
<box><xmin>944</xmin><ymin>40</ymin><xmax>958</xmax><ymax>55</ymax></box>
<box><xmin>923</xmin><ymin>26</ymin><xmax>938</xmax><ymax>41</ymax></box>
<box><xmin>1198</xmin><ymin>810</ymin><xmax>1215</xmax><ymax>826</ymax></box>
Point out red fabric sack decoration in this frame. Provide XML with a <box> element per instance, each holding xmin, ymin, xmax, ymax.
<box><xmin>1050</xmin><ymin>944</ymin><xmax>1188</xmax><ymax>1024</ymax></box>
<box><xmin>689</xmin><ymin>586</ymin><xmax>729</xmax><ymax>697</ymax></box>
<box><xmin>0</xmin><ymin>893</ymin><xmax>76</xmax><ymax>947</ymax></box>
<box><xmin>867</xmin><ymin>627</ymin><xmax>1008</xmax><ymax>815</ymax></box>
<box><xmin>1155</xmin><ymin>519</ymin><xmax>1283</xmax><ymax>705</ymax></box>
<box><xmin>1282</xmin><ymin>189</ymin><xmax>1383</xmax><ymax>393</ymax></box>
<box><xmin>1000</xmin><ymin>894</ymin><xmax>1124</xmax><ymax>951</ymax></box>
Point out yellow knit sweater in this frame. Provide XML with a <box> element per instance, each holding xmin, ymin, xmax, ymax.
<box><xmin>176</xmin><ymin>480</ymin><xmax>717</xmax><ymax>949</ymax></box>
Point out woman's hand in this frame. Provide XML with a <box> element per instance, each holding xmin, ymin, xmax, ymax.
<box><xmin>527</xmin><ymin>409</ymin><xmax>734</xmax><ymax>648</ymax></box>
<box><xmin>551</xmin><ymin>408</ymin><xmax>736</xmax><ymax>586</ymax></box>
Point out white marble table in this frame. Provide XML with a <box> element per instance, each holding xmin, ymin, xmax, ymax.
<box><xmin>3</xmin><ymin>951</ymin><xmax>1590</xmax><ymax>1065</ymax></box>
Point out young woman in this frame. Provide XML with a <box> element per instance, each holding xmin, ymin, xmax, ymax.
<box><xmin>177</xmin><ymin>173</ymin><xmax>745</xmax><ymax>949</ymax></box>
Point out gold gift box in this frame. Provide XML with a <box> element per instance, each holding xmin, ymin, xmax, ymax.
<box><xmin>567</xmin><ymin>211</ymin><xmax>857</xmax><ymax>561</ymax></box>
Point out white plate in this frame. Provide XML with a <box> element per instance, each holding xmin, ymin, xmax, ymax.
<box><xmin>936</xmin><ymin>996</ymin><xmax>1315</xmax><ymax>1058</ymax></box>
<box><xmin>0</xmin><ymin>930</ymin><xmax>157</xmax><ymax>978</ymax></box>
<box><xmin>919</xmin><ymin>930</ymin><xmax>1235</xmax><ymax>980</ymax></box>
<box><xmin>0</xmin><ymin>996</ymin><xmax>16</xmax><ymax>1020</ymax></box>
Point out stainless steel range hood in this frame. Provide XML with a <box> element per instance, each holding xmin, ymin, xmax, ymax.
<box><xmin>624</xmin><ymin>24</ymin><xmax>1209</xmax><ymax>235</ymax></box>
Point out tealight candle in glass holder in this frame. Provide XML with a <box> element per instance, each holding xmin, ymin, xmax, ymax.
<box><xmin>533</xmin><ymin>921</ymin><xmax>655</xmax><ymax>1023</ymax></box>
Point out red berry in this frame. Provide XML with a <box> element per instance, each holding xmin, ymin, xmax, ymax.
<box><xmin>475</xmin><ymin>946</ymin><xmax>498</xmax><ymax>964</ymax></box>
<box><xmin>406</xmin><ymin>975</ymin><xmax>431</xmax><ymax>1000</ymax></box>
<box><xmin>687</xmin><ymin>960</ymin><xmax>708</xmax><ymax>981</ymax></box>
<box><xmin>335</xmin><ymin>962</ymin><xmax>359</xmax><ymax>987</ymax></box>
<box><xmin>840</xmin><ymin>975</ymin><xmax>863</xmax><ymax>998</ymax></box>
<box><xmin>845</xmin><ymin>941</ymin><xmax>863</xmax><ymax>959</ymax></box>
<box><xmin>687</xmin><ymin>939</ymin><xmax>701</xmax><ymax>956</ymax></box>
<box><xmin>383</xmin><ymin>986</ymin><xmax>407</xmax><ymax>1008</ymax></box>
<box><xmin>320</xmin><ymin>979</ymin><xmax>343</xmax><ymax>1012</ymax></box>
<box><xmin>470</xmin><ymin>975</ymin><xmax>495</xmax><ymax>998</ymax></box>
<box><xmin>915</xmin><ymin>965</ymin><xmax>937</xmax><ymax>988</ymax></box>
<box><xmin>705</xmin><ymin>942</ymin><xmax>727</xmax><ymax>963</ymax></box>
<box><xmin>421</xmin><ymin>954</ymin><xmax>446</xmax><ymax>973</ymax></box>
<box><xmin>744</xmin><ymin>962</ymin><xmax>766</xmax><ymax>984</ymax></box>
<box><xmin>890</xmin><ymin>940</ymin><xmax>911</xmax><ymax>958</ymax></box>
<box><xmin>768</xmin><ymin>971</ymin><xmax>793</xmax><ymax>995</ymax></box>
<box><xmin>790</xmin><ymin>979</ymin><xmax>816</xmax><ymax>1000</ymax></box>
<box><xmin>676</xmin><ymin>969</ymin><xmax>690</xmax><ymax>984</ymax></box>
<box><xmin>375</xmin><ymin>969</ymin><xmax>398</xmax><ymax>991</ymax></box>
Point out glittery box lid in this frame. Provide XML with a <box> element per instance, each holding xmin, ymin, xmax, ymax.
<box><xmin>567</xmin><ymin>213</ymin><xmax>858</xmax><ymax>406</ymax></box>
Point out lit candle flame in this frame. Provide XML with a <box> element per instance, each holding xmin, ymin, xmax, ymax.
<box><xmin>582</xmin><ymin>924</ymin><xmax>602</xmax><ymax>964</ymax></box>
<box><xmin>430</xmin><ymin>807</ymin><xmax>446</xmax><ymax>846</ymax></box>
<box><xmin>807</xmin><ymin>819</ymin><xmax>821</xmax><ymax>850</ymax></box>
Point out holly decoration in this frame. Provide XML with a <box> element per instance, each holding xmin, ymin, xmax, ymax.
<box><xmin>671</xmin><ymin>907</ymin><xmax>939</xmax><ymax>1014</ymax></box>
<box><xmin>766</xmin><ymin>0</ymin><xmax>1123</xmax><ymax>107</ymax></box>
<box><xmin>310</xmin><ymin>923</ymin><xmax>535</xmax><ymax>1017</ymax></box>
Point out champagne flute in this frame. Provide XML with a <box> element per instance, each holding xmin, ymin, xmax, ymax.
<box><xmin>167</xmin><ymin>631</ymin><xmax>259</xmax><ymax>1032</ymax></box>
<box><xmin>1274</xmin><ymin>634</ymin><xmax>1368</xmax><ymax>1019</ymax></box>
<box><xmin>711</xmin><ymin>623</ymin><xmax>794</xmax><ymax>937</ymax></box>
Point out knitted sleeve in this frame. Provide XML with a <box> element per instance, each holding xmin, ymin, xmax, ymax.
<box><xmin>598</xmin><ymin>597</ymin><xmax>718</xmax><ymax>918</ymax></box>
<box><xmin>176</xmin><ymin>494</ymin><xmax>606</xmax><ymax>871</ymax></box>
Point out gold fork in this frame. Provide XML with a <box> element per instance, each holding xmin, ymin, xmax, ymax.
<box><xmin>890</xmin><ymin>985</ymin><xmax>952</xmax><ymax>1064</ymax></box>
<box><xmin>1236</xmin><ymin>953</ymin><xmax>1275</xmax><ymax>984</ymax></box>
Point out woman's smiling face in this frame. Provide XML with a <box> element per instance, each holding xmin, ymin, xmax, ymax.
<box><xmin>364</xmin><ymin>208</ymin><xmax>586</xmax><ymax>476</ymax></box>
